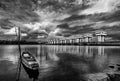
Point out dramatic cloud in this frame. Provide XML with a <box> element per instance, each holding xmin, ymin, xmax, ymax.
<box><xmin>81</xmin><ymin>0</ymin><xmax>120</xmax><ymax>14</ymax></box>
<box><xmin>0</xmin><ymin>0</ymin><xmax>120</xmax><ymax>41</ymax></box>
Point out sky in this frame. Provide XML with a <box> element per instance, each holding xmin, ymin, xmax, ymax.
<box><xmin>0</xmin><ymin>0</ymin><xmax>120</xmax><ymax>41</ymax></box>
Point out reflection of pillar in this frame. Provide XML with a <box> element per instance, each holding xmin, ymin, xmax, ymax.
<box><xmin>85</xmin><ymin>46</ymin><xmax>89</xmax><ymax>56</ymax></box>
<box><xmin>71</xmin><ymin>46</ymin><xmax>74</xmax><ymax>53</ymax></box>
<box><xmin>98</xmin><ymin>46</ymin><xmax>105</xmax><ymax>56</ymax></box>
<box><xmin>37</xmin><ymin>45</ymin><xmax>40</xmax><ymax>56</ymax></box>
<box><xmin>69</xmin><ymin>46</ymin><xmax>71</xmax><ymax>53</ymax></box>
<box><xmin>84</xmin><ymin>46</ymin><xmax>93</xmax><ymax>57</ymax></box>
<box><xmin>64</xmin><ymin>46</ymin><xmax>67</xmax><ymax>52</ymax></box>
<box><xmin>89</xmin><ymin>46</ymin><xmax>93</xmax><ymax>57</ymax></box>
<box><xmin>80</xmin><ymin>46</ymin><xmax>84</xmax><ymax>56</ymax></box>
<box><xmin>76</xmin><ymin>46</ymin><xmax>79</xmax><ymax>54</ymax></box>
<box><xmin>94</xmin><ymin>46</ymin><xmax>107</xmax><ymax>69</ymax></box>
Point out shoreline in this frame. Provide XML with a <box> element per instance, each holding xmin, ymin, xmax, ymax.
<box><xmin>0</xmin><ymin>43</ymin><xmax>120</xmax><ymax>46</ymax></box>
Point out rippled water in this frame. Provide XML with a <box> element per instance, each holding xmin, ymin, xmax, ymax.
<box><xmin>0</xmin><ymin>45</ymin><xmax>120</xmax><ymax>81</ymax></box>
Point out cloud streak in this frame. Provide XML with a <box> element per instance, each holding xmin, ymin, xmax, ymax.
<box><xmin>81</xmin><ymin>0</ymin><xmax>120</xmax><ymax>14</ymax></box>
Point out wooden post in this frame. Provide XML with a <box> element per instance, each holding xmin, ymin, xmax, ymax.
<box><xmin>16</xmin><ymin>27</ymin><xmax>22</xmax><ymax>81</ymax></box>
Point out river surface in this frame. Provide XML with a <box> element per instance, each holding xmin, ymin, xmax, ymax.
<box><xmin>0</xmin><ymin>45</ymin><xmax>120</xmax><ymax>81</ymax></box>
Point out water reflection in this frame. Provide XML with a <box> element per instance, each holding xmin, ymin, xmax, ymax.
<box><xmin>47</xmin><ymin>46</ymin><xmax>106</xmax><ymax>57</ymax></box>
<box><xmin>22</xmin><ymin>63</ymin><xmax>39</xmax><ymax>81</ymax></box>
<box><xmin>0</xmin><ymin>45</ymin><xmax>120</xmax><ymax>81</ymax></box>
<box><xmin>21</xmin><ymin>46</ymin><xmax>106</xmax><ymax>81</ymax></box>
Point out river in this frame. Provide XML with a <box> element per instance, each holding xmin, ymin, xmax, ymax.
<box><xmin>0</xmin><ymin>45</ymin><xmax>120</xmax><ymax>81</ymax></box>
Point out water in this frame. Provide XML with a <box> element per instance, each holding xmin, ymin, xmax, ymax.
<box><xmin>0</xmin><ymin>45</ymin><xmax>120</xmax><ymax>81</ymax></box>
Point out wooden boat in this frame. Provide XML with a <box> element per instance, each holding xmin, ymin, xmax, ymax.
<box><xmin>22</xmin><ymin>51</ymin><xmax>39</xmax><ymax>70</ymax></box>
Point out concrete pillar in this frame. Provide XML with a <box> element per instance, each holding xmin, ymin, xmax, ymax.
<box><xmin>88</xmin><ymin>37</ymin><xmax>92</xmax><ymax>42</ymax></box>
<box><xmin>95</xmin><ymin>31</ymin><xmax>107</xmax><ymax>42</ymax></box>
<box><xmin>70</xmin><ymin>39</ymin><xmax>72</xmax><ymax>44</ymax></box>
<box><xmin>51</xmin><ymin>40</ymin><xmax>54</xmax><ymax>44</ymax></box>
<box><xmin>84</xmin><ymin>34</ymin><xmax>93</xmax><ymax>42</ymax></box>
<box><xmin>97</xmin><ymin>35</ymin><xmax>102</xmax><ymax>42</ymax></box>
<box><xmin>51</xmin><ymin>40</ymin><xmax>53</xmax><ymax>44</ymax></box>
<box><xmin>74</xmin><ymin>38</ymin><xmax>78</xmax><ymax>43</ymax></box>
<box><xmin>76</xmin><ymin>38</ymin><xmax>79</xmax><ymax>43</ymax></box>
<box><xmin>54</xmin><ymin>40</ymin><xmax>56</xmax><ymax>44</ymax></box>
<box><xmin>85</xmin><ymin>37</ymin><xmax>89</xmax><ymax>42</ymax></box>
<box><xmin>96</xmin><ymin>35</ymin><xmax>106</xmax><ymax>42</ymax></box>
<box><xmin>72</xmin><ymin>39</ymin><xmax>75</xmax><ymax>44</ymax></box>
<box><xmin>78</xmin><ymin>38</ymin><xmax>82</xmax><ymax>43</ymax></box>
<box><xmin>101</xmin><ymin>36</ymin><xmax>105</xmax><ymax>42</ymax></box>
<box><xmin>60</xmin><ymin>40</ymin><xmax>62</xmax><ymax>44</ymax></box>
<box><xmin>64</xmin><ymin>40</ymin><xmax>67</xmax><ymax>44</ymax></box>
<box><xmin>58</xmin><ymin>40</ymin><xmax>60</xmax><ymax>44</ymax></box>
<box><xmin>48</xmin><ymin>40</ymin><xmax>50</xmax><ymax>44</ymax></box>
<box><xmin>61</xmin><ymin>40</ymin><xmax>64</xmax><ymax>44</ymax></box>
<box><xmin>66</xmin><ymin>39</ymin><xmax>69</xmax><ymax>44</ymax></box>
<box><xmin>56</xmin><ymin>39</ymin><xmax>58</xmax><ymax>44</ymax></box>
<box><xmin>53</xmin><ymin>40</ymin><xmax>55</xmax><ymax>44</ymax></box>
<box><xmin>82</xmin><ymin>37</ymin><xmax>85</xmax><ymax>42</ymax></box>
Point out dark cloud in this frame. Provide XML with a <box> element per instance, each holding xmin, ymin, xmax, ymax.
<box><xmin>109</xmin><ymin>34</ymin><xmax>120</xmax><ymax>40</ymax></box>
<box><xmin>69</xmin><ymin>27</ymin><xmax>95</xmax><ymax>35</ymax></box>
<box><xmin>57</xmin><ymin>23</ymin><xmax>69</xmax><ymax>29</ymax></box>
<box><xmin>56</xmin><ymin>23</ymin><xmax>95</xmax><ymax>37</ymax></box>
<box><xmin>0</xmin><ymin>0</ymin><xmax>40</xmax><ymax>24</ymax></box>
<box><xmin>55</xmin><ymin>33</ymin><xmax>62</xmax><ymax>36</ymax></box>
<box><xmin>20</xmin><ymin>27</ymin><xmax>31</xmax><ymax>33</ymax></box>
<box><xmin>100</xmin><ymin>25</ymin><xmax>120</xmax><ymax>31</ymax></box>
<box><xmin>28</xmin><ymin>30</ymin><xmax>48</xmax><ymax>36</ymax></box>
<box><xmin>99</xmin><ymin>10</ymin><xmax>120</xmax><ymax>22</ymax></box>
<box><xmin>0</xmin><ymin>19</ymin><xmax>13</xmax><ymax>29</ymax></box>
<box><xmin>63</xmin><ymin>34</ymin><xmax>71</xmax><ymax>37</ymax></box>
<box><xmin>87</xmin><ymin>10</ymin><xmax>120</xmax><ymax>23</ymax></box>
<box><xmin>63</xmin><ymin>15</ymin><xmax>86</xmax><ymax>22</ymax></box>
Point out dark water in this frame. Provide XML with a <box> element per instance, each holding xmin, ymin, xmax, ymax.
<box><xmin>0</xmin><ymin>45</ymin><xmax>120</xmax><ymax>81</ymax></box>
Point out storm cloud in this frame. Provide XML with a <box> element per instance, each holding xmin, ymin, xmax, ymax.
<box><xmin>0</xmin><ymin>0</ymin><xmax>120</xmax><ymax>41</ymax></box>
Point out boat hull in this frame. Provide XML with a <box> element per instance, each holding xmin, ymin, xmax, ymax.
<box><xmin>21</xmin><ymin>52</ymin><xmax>39</xmax><ymax>70</ymax></box>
